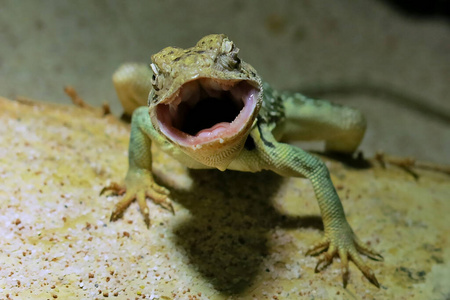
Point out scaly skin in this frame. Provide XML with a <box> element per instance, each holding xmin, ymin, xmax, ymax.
<box><xmin>103</xmin><ymin>34</ymin><xmax>382</xmax><ymax>288</ymax></box>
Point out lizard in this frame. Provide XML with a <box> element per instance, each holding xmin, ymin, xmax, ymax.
<box><xmin>103</xmin><ymin>34</ymin><xmax>382</xmax><ymax>288</ymax></box>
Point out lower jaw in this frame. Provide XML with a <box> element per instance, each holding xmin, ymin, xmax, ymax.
<box><xmin>176</xmin><ymin>131</ymin><xmax>250</xmax><ymax>171</ymax></box>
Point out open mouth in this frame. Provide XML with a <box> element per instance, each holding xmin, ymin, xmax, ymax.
<box><xmin>155</xmin><ymin>78</ymin><xmax>259</xmax><ymax>147</ymax></box>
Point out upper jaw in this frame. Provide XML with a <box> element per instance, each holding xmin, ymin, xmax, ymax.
<box><xmin>150</xmin><ymin>77</ymin><xmax>261</xmax><ymax>149</ymax></box>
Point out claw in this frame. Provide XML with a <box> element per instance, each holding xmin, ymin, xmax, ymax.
<box><xmin>373</xmin><ymin>253</ymin><xmax>384</xmax><ymax>261</ymax></box>
<box><xmin>156</xmin><ymin>199</ymin><xmax>175</xmax><ymax>215</ymax></box>
<box><xmin>143</xmin><ymin>213</ymin><xmax>151</xmax><ymax>228</ymax></box>
<box><xmin>110</xmin><ymin>208</ymin><xmax>122</xmax><ymax>222</ymax></box>
<box><xmin>100</xmin><ymin>187</ymin><xmax>108</xmax><ymax>196</ymax></box>
<box><xmin>367</xmin><ymin>272</ymin><xmax>380</xmax><ymax>288</ymax></box>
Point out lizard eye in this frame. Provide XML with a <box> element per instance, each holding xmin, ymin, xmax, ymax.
<box><xmin>150</xmin><ymin>63</ymin><xmax>164</xmax><ymax>91</ymax></box>
<box><xmin>151</xmin><ymin>74</ymin><xmax>160</xmax><ymax>91</ymax></box>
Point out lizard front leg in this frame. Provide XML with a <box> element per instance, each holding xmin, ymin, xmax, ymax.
<box><xmin>101</xmin><ymin>107</ymin><xmax>173</xmax><ymax>227</ymax></box>
<box><xmin>251</xmin><ymin>124</ymin><xmax>382</xmax><ymax>287</ymax></box>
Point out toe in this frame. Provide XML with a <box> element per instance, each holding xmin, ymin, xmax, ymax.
<box><xmin>314</xmin><ymin>244</ymin><xmax>337</xmax><ymax>272</ymax></box>
<box><xmin>159</xmin><ymin>199</ymin><xmax>175</xmax><ymax>214</ymax></box>
<box><xmin>136</xmin><ymin>191</ymin><xmax>151</xmax><ymax>228</ymax></box>
<box><xmin>151</xmin><ymin>183</ymin><xmax>170</xmax><ymax>195</ymax></box>
<box><xmin>110</xmin><ymin>192</ymin><xmax>135</xmax><ymax>222</ymax></box>
<box><xmin>315</xmin><ymin>253</ymin><xmax>332</xmax><ymax>273</ymax></box>
<box><xmin>349</xmin><ymin>249</ymin><xmax>380</xmax><ymax>288</ymax></box>
<box><xmin>306</xmin><ymin>238</ymin><xmax>329</xmax><ymax>256</ymax></box>
<box><xmin>338</xmin><ymin>248</ymin><xmax>350</xmax><ymax>288</ymax></box>
<box><xmin>100</xmin><ymin>182</ymin><xmax>126</xmax><ymax>196</ymax></box>
<box><xmin>147</xmin><ymin>189</ymin><xmax>174</xmax><ymax>214</ymax></box>
<box><xmin>354</xmin><ymin>239</ymin><xmax>384</xmax><ymax>261</ymax></box>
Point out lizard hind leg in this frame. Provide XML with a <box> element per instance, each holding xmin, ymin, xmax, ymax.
<box><xmin>112</xmin><ymin>63</ymin><xmax>153</xmax><ymax>116</ymax></box>
<box><xmin>280</xmin><ymin>92</ymin><xmax>366</xmax><ymax>154</ymax></box>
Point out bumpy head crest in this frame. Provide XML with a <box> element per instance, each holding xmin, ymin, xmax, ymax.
<box><xmin>148</xmin><ymin>34</ymin><xmax>263</xmax><ymax>170</ymax></box>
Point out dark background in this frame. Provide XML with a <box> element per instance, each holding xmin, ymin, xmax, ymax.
<box><xmin>1</xmin><ymin>0</ymin><xmax>449</xmax><ymax>163</ymax></box>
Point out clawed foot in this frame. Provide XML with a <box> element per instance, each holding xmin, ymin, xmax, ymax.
<box><xmin>306</xmin><ymin>228</ymin><xmax>383</xmax><ymax>288</ymax></box>
<box><xmin>101</xmin><ymin>170</ymin><xmax>174</xmax><ymax>228</ymax></box>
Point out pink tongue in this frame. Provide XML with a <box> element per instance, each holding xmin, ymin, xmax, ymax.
<box><xmin>196</xmin><ymin>122</ymin><xmax>230</xmax><ymax>138</ymax></box>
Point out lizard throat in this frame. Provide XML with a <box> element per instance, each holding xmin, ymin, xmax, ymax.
<box><xmin>154</xmin><ymin>78</ymin><xmax>259</xmax><ymax>148</ymax></box>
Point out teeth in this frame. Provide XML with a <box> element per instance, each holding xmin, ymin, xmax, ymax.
<box><xmin>201</xmin><ymin>79</ymin><xmax>235</xmax><ymax>96</ymax></box>
<box><xmin>200</xmin><ymin>80</ymin><xmax>221</xmax><ymax>98</ymax></box>
<box><xmin>202</xmin><ymin>79</ymin><xmax>223</xmax><ymax>91</ymax></box>
<box><xmin>230</xmin><ymin>86</ymin><xmax>243</xmax><ymax>101</ymax></box>
<box><xmin>203</xmin><ymin>87</ymin><xmax>222</xmax><ymax>98</ymax></box>
<box><xmin>200</xmin><ymin>79</ymin><xmax>246</xmax><ymax>109</ymax></box>
<box><xmin>171</xmin><ymin>97</ymin><xmax>182</xmax><ymax>106</ymax></box>
<box><xmin>178</xmin><ymin>81</ymin><xmax>200</xmax><ymax>106</ymax></box>
<box><xmin>169</xmin><ymin>104</ymin><xmax>177</xmax><ymax>116</ymax></box>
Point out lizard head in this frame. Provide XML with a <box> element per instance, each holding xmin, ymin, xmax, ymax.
<box><xmin>148</xmin><ymin>34</ymin><xmax>263</xmax><ymax>170</ymax></box>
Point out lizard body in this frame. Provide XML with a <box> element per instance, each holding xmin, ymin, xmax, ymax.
<box><xmin>105</xmin><ymin>34</ymin><xmax>382</xmax><ymax>287</ymax></box>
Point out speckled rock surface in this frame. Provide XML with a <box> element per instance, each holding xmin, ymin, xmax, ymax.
<box><xmin>0</xmin><ymin>97</ymin><xmax>448</xmax><ymax>299</ymax></box>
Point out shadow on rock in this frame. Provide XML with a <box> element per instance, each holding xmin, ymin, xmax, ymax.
<box><xmin>167</xmin><ymin>169</ymin><xmax>323</xmax><ymax>294</ymax></box>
